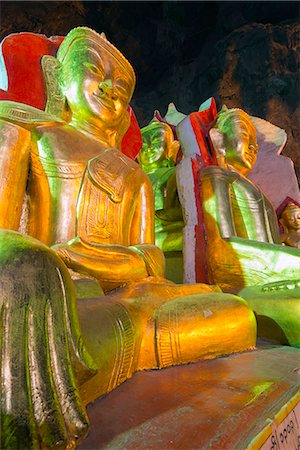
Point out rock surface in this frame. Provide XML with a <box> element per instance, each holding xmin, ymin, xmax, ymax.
<box><xmin>1</xmin><ymin>1</ymin><xmax>299</xmax><ymax>183</ymax></box>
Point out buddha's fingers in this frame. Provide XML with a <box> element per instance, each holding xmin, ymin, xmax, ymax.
<box><xmin>46</xmin><ymin>299</ymin><xmax>89</xmax><ymax>446</ymax></box>
<box><xmin>0</xmin><ymin>302</ymin><xmax>39</xmax><ymax>449</ymax></box>
<box><xmin>27</xmin><ymin>301</ymin><xmax>69</xmax><ymax>449</ymax></box>
<box><xmin>54</xmin><ymin>264</ymin><xmax>97</xmax><ymax>379</ymax></box>
<box><xmin>27</xmin><ymin>255</ymin><xmax>90</xmax><ymax>447</ymax></box>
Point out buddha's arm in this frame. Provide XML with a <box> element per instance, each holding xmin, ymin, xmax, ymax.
<box><xmin>129</xmin><ymin>175</ymin><xmax>165</xmax><ymax>277</ymax></box>
<box><xmin>0</xmin><ymin>119</ymin><xmax>31</xmax><ymax>230</ymax></box>
<box><xmin>157</xmin><ymin>173</ymin><xmax>183</xmax><ymax>222</ymax></box>
<box><xmin>53</xmin><ymin>238</ymin><xmax>149</xmax><ymax>292</ymax></box>
<box><xmin>200</xmin><ymin>166</ymin><xmax>237</xmax><ymax>239</ymax></box>
<box><xmin>165</xmin><ymin>172</ymin><xmax>181</xmax><ymax>209</ymax></box>
<box><xmin>201</xmin><ymin>166</ymin><xmax>277</xmax><ymax>242</ymax></box>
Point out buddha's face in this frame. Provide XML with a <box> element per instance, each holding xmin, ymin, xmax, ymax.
<box><xmin>61</xmin><ymin>39</ymin><xmax>134</xmax><ymax>128</ymax></box>
<box><xmin>139</xmin><ymin>123</ymin><xmax>170</xmax><ymax>171</ymax></box>
<box><xmin>224</xmin><ymin>115</ymin><xmax>258</xmax><ymax>175</ymax></box>
<box><xmin>281</xmin><ymin>203</ymin><xmax>300</xmax><ymax>231</ymax></box>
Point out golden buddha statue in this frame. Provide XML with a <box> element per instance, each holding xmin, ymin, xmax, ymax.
<box><xmin>198</xmin><ymin>106</ymin><xmax>300</xmax><ymax>347</ymax></box>
<box><xmin>278</xmin><ymin>199</ymin><xmax>300</xmax><ymax>249</ymax></box>
<box><xmin>199</xmin><ymin>106</ymin><xmax>300</xmax><ymax>290</ymax></box>
<box><xmin>138</xmin><ymin>120</ymin><xmax>183</xmax><ymax>253</ymax></box>
<box><xmin>0</xmin><ymin>28</ymin><xmax>256</xmax><ymax>449</ymax></box>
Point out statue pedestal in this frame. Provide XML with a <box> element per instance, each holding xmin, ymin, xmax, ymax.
<box><xmin>79</xmin><ymin>342</ymin><xmax>300</xmax><ymax>449</ymax></box>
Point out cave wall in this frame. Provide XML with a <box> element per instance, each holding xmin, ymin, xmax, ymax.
<box><xmin>1</xmin><ymin>1</ymin><xmax>299</xmax><ymax>180</ymax></box>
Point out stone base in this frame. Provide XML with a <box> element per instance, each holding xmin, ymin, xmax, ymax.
<box><xmin>79</xmin><ymin>342</ymin><xmax>300</xmax><ymax>449</ymax></box>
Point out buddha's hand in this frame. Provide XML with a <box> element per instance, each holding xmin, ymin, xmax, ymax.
<box><xmin>0</xmin><ymin>230</ymin><xmax>96</xmax><ymax>449</ymax></box>
<box><xmin>281</xmin><ymin>232</ymin><xmax>300</xmax><ymax>249</ymax></box>
<box><xmin>129</xmin><ymin>244</ymin><xmax>166</xmax><ymax>278</ymax></box>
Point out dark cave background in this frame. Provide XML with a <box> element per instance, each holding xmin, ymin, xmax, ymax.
<box><xmin>1</xmin><ymin>1</ymin><xmax>299</xmax><ymax>179</ymax></box>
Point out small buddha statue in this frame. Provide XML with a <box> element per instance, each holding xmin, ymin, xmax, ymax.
<box><xmin>278</xmin><ymin>198</ymin><xmax>300</xmax><ymax>249</ymax></box>
<box><xmin>138</xmin><ymin>120</ymin><xmax>184</xmax><ymax>252</ymax></box>
<box><xmin>0</xmin><ymin>28</ymin><xmax>256</xmax><ymax>449</ymax></box>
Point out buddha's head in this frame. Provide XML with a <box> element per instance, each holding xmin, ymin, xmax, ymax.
<box><xmin>138</xmin><ymin>120</ymin><xmax>179</xmax><ymax>173</ymax></box>
<box><xmin>279</xmin><ymin>201</ymin><xmax>300</xmax><ymax>232</ymax></box>
<box><xmin>54</xmin><ymin>27</ymin><xmax>135</xmax><ymax>139</ymax></box>
<box><xmin>209</xmin><ymin>106</ymin><xmax>258</xmax><ymax>175</ymax></box>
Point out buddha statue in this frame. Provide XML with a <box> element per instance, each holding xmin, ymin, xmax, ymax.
<box><xmin>138</xmin><ymin>120</ymin><xmax>184</xmax><ymax>253</ymax></box>
<box><xmin>200</xmin><ymin>106</ymin><xmax>300</xmax><ymax>290</ymax></box>
<box><xmin>277</xmin><ymin>198</ymin><xmax>300</xmax><ymax>249</ymax></box>
<box><xmin>0</xmin><ymin>28</ymin><xmax>256</xmax><ymax>449</ymax></box>
<box><xmin>0</xmin><ymin>27</ymin><xmax>165</xmax><ymax>290</ymax></box>
<box><xmin>196</xmin><ymin>107</ymin><xmax>300</xmax><ymax>347</ymax></box>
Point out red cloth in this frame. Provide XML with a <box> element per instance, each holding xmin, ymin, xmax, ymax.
<box><xmin>189</xmin><ymin>97</ymin><xmax>218</xmax><ymax>166</ymax></box>
<box><xmin>0</xmin><ymin>32</ymin><xmax>63</xmax><ymax>109</ymax></box>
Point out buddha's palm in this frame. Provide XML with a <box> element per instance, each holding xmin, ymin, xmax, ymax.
<box><xmin>0</xmin><ymin>230</ymin><xmax>96</xmax><ymax>449</ymax></box>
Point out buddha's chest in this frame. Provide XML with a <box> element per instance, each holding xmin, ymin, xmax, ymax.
<box><xmin>31</xmin><ymin>125</ymin><xmax>107</xmax><ymax>178</ymax></box>
<box><xmin>76</xmin><ymin>150</ymin><xmax>141</xmax><ymax>245</ymax></box>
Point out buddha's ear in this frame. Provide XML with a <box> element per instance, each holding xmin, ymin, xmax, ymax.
<box><xmin>209</xmin><ymin>127</ymin><xmax>227</xmax><ymax>168</ymax></box>
<box><xmin>279</xmin><ymin>216</ymin><xmax>288</xmax><ymax>234</ymax></box>
<box><xmin>42</xmin><ymin>55</ymin><xmax>69</xmax><ymax>120</ymax></box>
<box><xmin>209</xmin><ymin>127</ymin><xmax>226</xmax><ymax>156</ymax></box>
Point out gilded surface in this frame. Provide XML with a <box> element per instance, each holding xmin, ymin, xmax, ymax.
<box><xmin>0</xmin><ymin>28</ymin><xmax>257</xmax><ymax>448</ymax></box>
<box><xmin>279</xmin><ymin>200</ymin><xmax>300</xmax><ymax>248</ymax></box>
<box><xmin>202</xmin><ymin>107</ymin><xmax>300</xmax><ymax>289</ymax></box>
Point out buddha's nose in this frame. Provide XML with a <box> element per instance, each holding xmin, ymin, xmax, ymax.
<box><xmin>98</xmin><ymin>79</ymin><xmax>113</xmax><ymax>95</ymax></box>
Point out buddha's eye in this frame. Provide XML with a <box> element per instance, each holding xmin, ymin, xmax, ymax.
<box><xmin>249</xmin><ymin>144</ymin><xmax>258</xmax><ymax>154</ymax></box>
<box><xmin>114</xmin><ymin>81</ymin><xmax>130</xmax><ymax>99</ymax></box>
<box><xmin>84</xmin><ymin>63</ymin><xmax>104</xmax><ymax>77</ymax></box>
<box><xmin>114</xmin><ymin>85</ymin><xmax>127</xmax><ymax>98</ymax></box>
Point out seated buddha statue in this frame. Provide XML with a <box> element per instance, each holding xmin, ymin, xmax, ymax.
<box><xmin>200</xmin><ymin>106</ymin><xmax>300</xmax><ymax>290</ymax></box>
<box><xmin>196</xmin><ymin>107</ymin><xmax>300</xmax><ymax>348</ymax></box>
<box><xmin>138</xmin><ymin>119</ymin><xmax>184</xmax><ymax>252</ymax></box>
<box><xmin>0</xmin><ymin>28</ymin><xmax>256</xmax><ymax>449</ymax></box>
<box><xmin>277</xmin><ymin>197</ymin><xmax>300</xmax><ymax>249</ymax></box>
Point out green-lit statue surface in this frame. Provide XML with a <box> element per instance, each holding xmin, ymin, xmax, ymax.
<box><xmin>198</xmin><ymin>106</ymin><xmax>300</xmax><ymax>346</ymax></box>
<box><xmin>138</xmin><ymin>120</ymin><xmax>184</xmax><ymax>252</ymax></box>
<box><xmin>204</xmin><ymin>106</ymin><xmax>300</xmax><ymax>289</ymax></box>
<box><xmin>0</xmin><ymin>28</ymin><xmax>256</xmax><ymax>449</ymax></box>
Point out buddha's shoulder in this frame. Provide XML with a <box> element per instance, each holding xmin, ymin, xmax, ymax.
<box><xmin>201</xmin><ymin>165</ymin><xmax>244</xmax><ymax>182</ymax></box>
<box><xmin>201</xmin><ymin>164</ymin><xmax>230</xmax><ymax>179</ymax></box>
<box><xmin>0</xmin><ymin>100</ymin><xmax>64</xmax><ymax>131</ymax></box>
<box><xmin>201</xmin><ymin>164</ymin><xmax>263</xmax><ymax>197</ymax></box>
